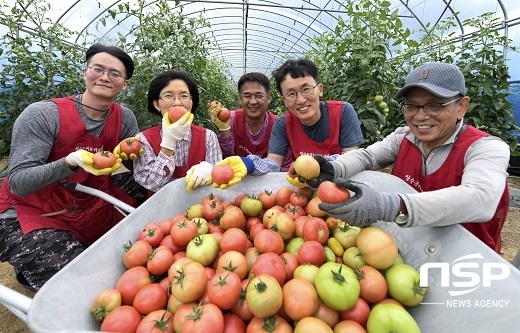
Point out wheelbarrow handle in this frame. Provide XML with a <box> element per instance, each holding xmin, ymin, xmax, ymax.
<box><xmin>0</xmin><ymin>284</ymin><xmax>31</xmax><ymax>318</ymax></box>
<box><xmin>59</xmin><ymin>180</ymin><xmax>136</xmax><ymax>215</ymax></box>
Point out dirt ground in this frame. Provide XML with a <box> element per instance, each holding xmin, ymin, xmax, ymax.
<box><xmin>1</xmin><ymin>174</ymin><xmax>519</xmax><ymax>332</ymax></box>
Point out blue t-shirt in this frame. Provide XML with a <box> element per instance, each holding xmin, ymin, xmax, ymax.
<box><xmin>268</xmin><ymin>101</ymin><xmax>364</xmax><ymax>156</ymax></box>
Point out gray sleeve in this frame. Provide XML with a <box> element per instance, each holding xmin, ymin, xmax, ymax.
<box><xmin>268</xmin><ymin>115</ymin><xmax>290</xmax><ymax>156</ymax></box>
<box><xmin>8</xmin><ymin>101</ymin><xmax>76</xmax><ymax>197</ymax></box>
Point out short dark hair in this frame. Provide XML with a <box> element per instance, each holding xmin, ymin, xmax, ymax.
<box><xmin>272</xmin><ymin>58</ymin><xmax>320</xmax><ymax>95</ymax></box>
<box><xmin>85</xmin><ymin>43</ymin><xmax>134</xmax><ymax>79</ymax></box>
<box><xmin>237</xmin><ymin>72</ymin><xmax>271</xmax><ymax>95</ymax></box>
<box><xmin>147</xmin><ymin>70</ymin><xmax>200</xmax><ymax>116</ymax></box>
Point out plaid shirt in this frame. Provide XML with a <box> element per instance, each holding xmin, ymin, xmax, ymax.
<box><xmin>134</xmin><ymin>127</ymin><xmax>222</xmax><ymax>192</ymax></box>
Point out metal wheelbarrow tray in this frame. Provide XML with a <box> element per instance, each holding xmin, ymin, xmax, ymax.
<box><xmin>4</xmin><ymin>171</ymin><xmax>520</xmax><ymax>332</ymax></box>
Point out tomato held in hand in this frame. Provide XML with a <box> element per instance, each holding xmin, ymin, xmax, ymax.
<box><xmin>168</xmin><ymin>105</ymin><xmax>188</xmax><ymax>123</ymax></box>
<box><xmin>218</xmin><ymin>107</ymin><xmax>231</xmax><ymax>121</ymax></box>
<box><xmin>92</xmin><ymin>151</ymin><xmax>116</xmax><ymax>169</ymax></box>
<box><xmin>318</xmin><ymin>180</ymin><xmax>351</xmax><ymax>204</ymax></box>
<box><xmin>293</xmin><ymin>154</ymin><xmax>320</xmax><ymax>180</ymax></box>
<box><xmin>120</xmin><ymin>138</ymin><xmax>142</xmax><ymax>155</ymax></box>
<box><xmin>212</xmin><ymin>164</ymin><xmax>235</xmax><ymax>184</ymax></box>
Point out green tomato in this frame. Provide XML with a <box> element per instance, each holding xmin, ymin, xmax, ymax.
<box><xmin>378</xmin><ymin>101</ymin><xmax>388</xmax><ymax>109</ymax></box>
<box><xmin>367</xmin><ymin>303</ymin><xmax>421</xmax><ymax>333</ymax></box>
<box><xmin>385</xmin><ymin>264</ymin><xmax>427</xmax><ymax>307</ymax></box>
<box><xmin>323</xmin><ymin>245</ymin><xmax>336</xmax><ymax>262</ymax></box>
<box><xmin>332</xmin><ymin>221</ymin><xmax>360</xmax><ymax>249</ymax></box>
<box><xmin>314</xmin><ymin>262</ymin><xmax>360</xmax><ymax>311</ymax></box>
<box><xmin>186</xmin><ymin>234</ymin><xmax>219</xmax><ymax>266</ymax></box>
<box><xmin>374</xmin><ymin>95</ymin><xmax>384</xmax><ymax>103</ymax></box>
<box><xmin>240</xmin><ymin>197</ymin><xmax>263</xmax><ymax>217</ymax></box>
<box><xmin>285</xmin><ymin>237</ymin><xmax>305</xmax><ymax>256</ymax></box>
<box><xmin>342</xmin><ymin>246</ymin><xmax>367</xmax><ymax>270</ymax></box>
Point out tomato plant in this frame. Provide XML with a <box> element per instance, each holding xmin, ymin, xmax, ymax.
<box><xmin>92</xmin><ymin>150</ymin><xmax>117</xmax><ymax>169</ymax></box>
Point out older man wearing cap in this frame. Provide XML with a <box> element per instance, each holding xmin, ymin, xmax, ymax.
<box><xmin>302</xmin><ymin>61</ymin><xmax>510</xmax><ymax>253</ymax></box>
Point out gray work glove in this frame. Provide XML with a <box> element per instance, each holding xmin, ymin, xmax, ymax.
<box><xmin>318</xmin><ymin>178</ymin><xmax>401</xmax><ymax>227</ymax></box>
<box><xmin>299</xmin><ymin>155</ymin><xmax>336</xmax><ymax>188</ymax></box>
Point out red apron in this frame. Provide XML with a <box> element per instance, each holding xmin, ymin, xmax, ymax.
<box><xmin>392</xmin><ymin>125</ymin><xmax>509</xmax><ymax>252</ymax></box>
<box><xmin>285</xmin><ymin>100</ymin><xmax>343</xmax><ymax>159</ymax></box>
<box><xmin>0</xmin><ymin>96</ymin><xmax>137</xmax><ymax>245</ymax></box>
<box><xmin>233</xmin><ymin>110</ymin><xmax>276</xmax><ymax>158</ymax></box>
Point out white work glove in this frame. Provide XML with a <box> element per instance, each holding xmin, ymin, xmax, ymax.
<box><xmin>65</xmin><ymin>150</ymin><xmax>121</xmax><ymax>176</ymax></box>
<box><xmin>160</xmin><ymin>111</ymin><xmax>194</xmax><ymax>150</ymax></box>
<box><xmin>185</xmin><ymin>161</ymin><xmax>213</xmax><ymax>191</ymax></box>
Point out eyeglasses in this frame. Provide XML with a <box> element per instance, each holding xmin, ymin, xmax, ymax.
<box><xmin>401</xmin><ymin>97</ymin><xmax>462</xmax><ymax>117</ymax></box>
<box><xmin>283</xmin><ymin>83</ymin><xmax>319</xmax><ymax>102</ymax></box>
<box><xmin>87</xmin><ymin>65</ymin><xmax>125</xmax><ymax>82</ymax></box>
<box><xmin>159</xmin><ymin>93</ymin><xmax>192</xmax><ymax>102</ymax></box>
<box><xmin>241</xmin><ymin>93</ymin><xmax>267</xmax><ymax>101</ymax></box>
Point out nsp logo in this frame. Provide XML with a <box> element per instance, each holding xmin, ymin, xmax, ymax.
<box><xmin>419</xmin><ymin>253</ymin><xmax>510</xmax><ymax>296</ymax></box>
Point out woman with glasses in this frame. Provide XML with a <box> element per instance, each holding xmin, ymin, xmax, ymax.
<box><xmin>306</xmin><ymin>62</ymin><xmax>510</xmax><ymax>253</ymax></box>
<box><xmin>0</xmin><ymin>43</ymin><xmax>146</xmax><ymax>291</ymax></box>
<box><xmin>132</xmin><ymin>69</ymin><xmax>222</xmax><ymax>195</ymax></box>
<box><xmin>198</xmin><ymin>58</ymin><xmax>364</xmax><ymax>190</ymax></box>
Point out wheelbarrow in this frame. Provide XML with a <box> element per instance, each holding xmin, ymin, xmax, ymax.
<box><xmin>1</xmin><ymin>172</ymin><xmax>519</xmax><ymax>332</ymax></box>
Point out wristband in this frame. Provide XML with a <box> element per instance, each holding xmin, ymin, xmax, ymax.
<box><xmin>240</xmin><ymin>157</ymin><xmax>255</xmax><ymax>174</ymax></box>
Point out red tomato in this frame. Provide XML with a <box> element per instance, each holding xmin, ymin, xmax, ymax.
<box><xmin>220</xmin><ymin>205</ymin><xmax>246</xmax><ymax>230</ymax></box>
<box><xmin>334</xmin><ymin>320</ymin><xmax>367</xmax><ymax>333</ymax></box>
<box><xmin>168</xmin><ymin>105</ymin><xmax>188</xmax><ymax>122</ymax></box>
<box><xmin>170</xmin><ymin>260</ymin><xmax>208</xmax><ymax>303</ymax></box>
<box><xmin>297</xmin><ymin>240</ymin><xmax>326</xmax><ymax>266</ymax></box>
<box><xmin>115</xmin><ymin>266</ymin><xmax>152</xmax><ymax>305</ymax></box>
<box><xmin>317</xmin><ymin>180</ymin><xmax>351</xmax><ymax>204</ymax></box>
<box><xmin>246</xmin><ymin>274</ymin><xmax>283</xmax><ymax>318</ymax></box>
<box><xmin>91</xmin><ymin>288</ymin><xmax>121</xmax><ymax>321</ymax></box>
<box><xmin>253</xmin><ymin>229</ymin><xmax>285</xmax><ymax>255</ymax></box>
<box><xmin>234</xmin><ymin>193</ymin><xmax>248</xmax><ymax>207</ymax></box>
<box><xmin>182</xmin><ymin>303</ymin><xmax>225</xmax><ymax>333</ymax></box>
<box><xmin>224</xmin><ymin>313</ymin><xmax>246</xmax><ymax>333</ymax></box>
<box><xmin>100</xmin><ymin>305</ymin><xmax>141</xmax><ymax>333</ymax></box>
<box><xmin>207</xmin><ymin>271</ymin><xmax>242</xmax><ymax>310</ymax></box>
<box><xmin>356</xmin><ymin>227</ymin><xmax>398</xmax><ymax>270</ymax></box>
<box><xmin>157</xmin><ymin>219</ymin><xmax>174</xmax><ymax>236</ymax></box>
<box><xmin>293</xmin><ymin>316</ymin><xmax>333</xmax><ymax>333</ymax></box>
<box><xmin>249</xmin><ymin>221</ymin><xmax>267</xmax><ymax>240</ymax></box>
<box><xmin>170</xmin><ymin>219</ymin><xmax>198</xmax><ymax>247</ymax></box>
<box><xmin>92</xmin><ymin>150</ymin><xmax>117</xmax><ymax>169</ymax></box>
<box><xmin>290</xmin><ymin>190</ymin><xmax>309</xmax><ymax>207</ymax></box>
<box><xmin>267</xmin><ymin>211</ymin><xmax>295</xmax><ymax>241</ymax></box>
<box><xmin>137</xmin><ymin>309</ymin><xmax>174</xmax><ymax>333</ymax></box>
<box><xmin>280</xmin><ymin>252</ymin><xmax>299</xmax><ymax>281</ymax></box>
<box><xmin>119</xmin><ymin>137</ymin><xmax>142</xmax><ymax>155</ymax></box>
<box><xmin>146</xmin><ymin>245</ymin><xmax>175</xmax><ymax>276</ymax></box>
<box><xmin>123</xmin><ymin>240</ymin><xmax>153</xmax><ymax>269</ymax></box>
<box><xmin>173</xmin><ymin>302</ymin><xmax>198</xmax><ymax>333</ymax></box>
<box><xmin>246</xmin><ymin>315</ymin><xmax>292</xmax><ymax>332</ymax></box>
<box><xmin>159</xmin><ymin>235</ymin><xmax>185</xmax><ymax>255</ymax></box>
<box><xmin>246</xmin><ymin>216</ymin><xmax>262</xmax><ymax>231</ymax></box>
<box><xmin>275</xmin><ymin>187</ymin><xmax>294</xmax><ymax>206</ymax></box>
<box><xmin>258</xmin><ymin>190</ymin><xmax>276</xmax><ymax>209</ymax></box>
<box><xmin>293</xmin><ymin>154</ymin><xmax>320</xmax><ymax>180</ymax></box>
<box><xmin>306</xmin><ymin>197</ymin><xmax>327</xmax><ymax>217</ymax></box>
<box><xmin>282</xmin><ymin>277</ymin><xmax>319</xmax><ymax>320</ymax></box>
<box><xmin>218</xmin><ymin>107</ymin><xmax>231</xmax><ymax>121</ymax></box>
<box><xmin>356</xmin><ymin>265</ymin><xmax>388</xmax><ymax>304</ymax></box>
<box><xmin>302</xmin><ymin>217</ymin><xmax>329</xmax><ymax>244</ymax></box>
<box><xmin>313</xmin><ymin>299</ymin><xmax>340</xmax><ymax>328</ymax></box>
<box><xmin>203</xmin><ymin>199</ymin><xmax>225</xmax><ymax>221</ymax></box>
<box><xmin>231</xmin><ymin>278</ymin><xmax>255</xmax><ymax>322</ymax></box>
<box><xmin>244</xmin><ymin>247</ymin><xmax>261</xmax><ymax>276</ymax></box>
<box><xmin>216</xmin><ymin>250</ymin><xmax>248</xmax><ymax>279</ymax></box>
<box><xmin>251</xmin><ymin>252</ymin><xmax>287</xmax><ymax>286</ymax></box>
<box><xmin>284</xmin><ymin>203</ymin><xmax>306</xmax><ymax>220</ymax></box>
<box><xmin>212</xmin><ymin>164</ymin><xmax>235</xmax><ymax>184</ymax></box>
<box><xmin>293</xmin><ymin>215</ymin><xmax>309</xmax><ymax>238</ymax></box>
<box><xmin>340</xmin><ymin>297</ymin><xmax>370</xmax><ymax>327</ymax></box>
<box><xmin>138</xmin><ymin>222</ymin><xmax>164</xmax><ymax>247</ymax></box>
<box><xmin>220</xmin><ymin>228</ymin><xmax>248</xmax><ymax>254</ymax></box>
<box><xmin>133</xmin><ymin>283</ymin><xmax>168</xmax><ymax>315</ymax></box>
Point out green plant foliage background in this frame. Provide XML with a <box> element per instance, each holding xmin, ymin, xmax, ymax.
<box><xmin>0</xmin><ymin>0</ymin><xmax>518</xmax><ymax>156</ymax></box>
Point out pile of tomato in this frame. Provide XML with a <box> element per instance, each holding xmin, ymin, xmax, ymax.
<box><xmin>92</xmin><ymin>184</ymin><xmax>428</xmax><ymax>333</ymax></box>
